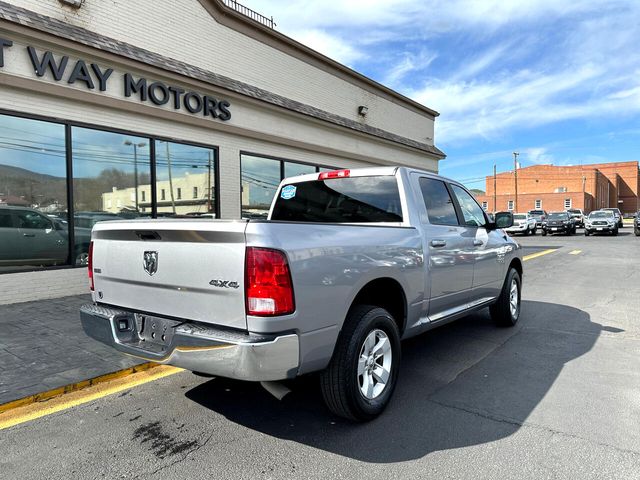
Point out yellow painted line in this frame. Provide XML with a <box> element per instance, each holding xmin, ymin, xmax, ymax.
<box><xmin>569</xmin><ymin>250</ymin><xmax>582</xmax><ymax>255</ymax></box>
<box><xmin>0</xmin><ymin>365</ymin><xmax>182</xmax><ymax>430</ymax></box>
<box><xmin>523</xmin><ymin>249</ymin><xmax>557</xmax><ymax>261</ymax></box>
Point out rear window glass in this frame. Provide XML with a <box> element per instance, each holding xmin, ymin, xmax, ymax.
<box><xmin>270</xmin><ymin>176</ymin><xmax>403</xmax><ymax>223</ymax></box>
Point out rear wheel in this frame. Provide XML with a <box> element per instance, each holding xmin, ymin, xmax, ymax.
<box><xmin>612</xmin><ymin>227</ymin><xmax>619</xmax><ymax>236</ymax></box>
<box><xmin>490</xmin><ymin>268</ymin><xmax>521</xmax><ymax>327</ymax></box>
<box><xmin>635</xmin><ymin>227</ymin><xmax>640</xmax><ymax>236</ymax></box>
<box><xmin>541</xmin><ymin>229</ymin><xmax>547</xmax><ymax>236</ymax></box>
<box><xmin>584</xmin><ymin>229</ymin><xmax>590</xmax><ymax>236</ymax></box>
<box><xmin>320</xmin><ymin>305</ymin><xmax>401</xmax><ymax>421</ymax></box>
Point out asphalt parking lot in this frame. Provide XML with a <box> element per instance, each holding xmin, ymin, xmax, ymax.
<box><xmin>1</xmin><ymin>229</ymin><xmax>639</xmax><ymax>480</ymax></box>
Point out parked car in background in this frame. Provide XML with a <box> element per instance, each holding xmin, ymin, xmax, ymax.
<box><xmin>567</xmin><ymin>209</ymin><xmax>585</xmax><ymax>227</ymax></box>
<box><xmin>634</xmin><ymin>211</ymin><xmax>639</xmax><ymax>236</ymax></box>
<box><xmin>602</xmin><ymin>208</ymin><xmax>623</xmax><ymax>228</ymax></box>
<box><xmin>584</xmin><ymin>210</ymin><xmax>618</xmax><ymax>236</ymax></box>
<box><xmin>506</xmin><ymin>213</ymin><xmax>537</xmax><ymax>235</ymax></box>
<box><xmin>528</xmin><ymin>209</ymin><xmax>548</xmax><ymax>228</ymax></box>
<box><xmin>0</xmin><ymin>206</ymin><xmax>90</xmax><ymax>267</ymax></box>
<box><xmin>541</xmin><ymin>211</ymin><xmax>576</xmax><ymax>236</ymax></box>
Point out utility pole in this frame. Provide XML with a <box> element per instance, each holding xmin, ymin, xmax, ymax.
<box><xmin>493</xmin><ymin>164</ymin><xmax>497</xmax><ymax>212</ymax></box>
<box><xmin>165</xmin><ymin>142</ymin><xmax>176</xmax><ymax>214</ymax></box>
<box><xmin>513</xmin><ymin>152</ymin><xmax>519</xmax><ymax>212</ymax></box>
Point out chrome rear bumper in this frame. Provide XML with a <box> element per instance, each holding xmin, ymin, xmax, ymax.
<box><xmin>80</xmin><ymin>303</ymin><xmax>299</xmax><ymax>381</ymax></box>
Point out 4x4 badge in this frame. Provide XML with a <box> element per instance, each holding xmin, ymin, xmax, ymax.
<box><xmin>143</xmin><ymin>251</ymin><xmax>158</xmax><ymax>276</ymax></box>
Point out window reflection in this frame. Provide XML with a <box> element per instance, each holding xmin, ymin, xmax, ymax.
<box><xmin>241</xmin><ymin>155</ymin><xmax>280</xmax><ymax>219</ymax></box>
<box><xmin>155</xmin><ymin>141</ymin><xmax>216</xmax><ymax>217</ymax></box>
<box><xmin>284</xmin><ymin>161</ymin><xmax>315</xmax><ymax>178</ymax></box>
<box><xmin>0</xmin><ymin>115</ymin><xmax>67</xmax><ymax>271</ymax></box>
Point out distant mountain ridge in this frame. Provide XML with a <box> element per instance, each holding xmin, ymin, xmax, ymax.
<box><xmin>0</xmin><ymin>164</ymin><xmax>64</xmax><ymax>182</ymax></box>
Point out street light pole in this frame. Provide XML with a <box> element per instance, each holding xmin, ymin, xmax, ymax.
<box><xmin>513</xmin><ymin>151</ymin><xmax>519</xmax><ymax>212</ymax></box>
<box><xmin>493</xmin><ymin>163</ymin><xmax>497</xmax><ymax>212</ymax></box>
<box><xmin>124</xmin><ymin>140</ymin><xmax>147</xmax><ymax>212</ymax></box>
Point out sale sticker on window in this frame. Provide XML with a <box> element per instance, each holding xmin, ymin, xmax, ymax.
<box><xmin>280</xmin><ymin>185</ymin><xmax>297</xmax><ymax>200</ymax></box>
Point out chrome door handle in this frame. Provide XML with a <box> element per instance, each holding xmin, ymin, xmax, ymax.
<box><xmin>430</xmin><ymin>239</ymin><xmax>446</xmax><ymax>247</ymax></box>
<box><xmin>23</xmin><ymin>233</ymin><xmax>36</xmax><ymax>237</ymax></box>
<box><xmin>473</xmin><ymin>240</ymin><xmax>483</xmax><ymax>246</ymax></box>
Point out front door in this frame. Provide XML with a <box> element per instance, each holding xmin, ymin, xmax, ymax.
<box><xmin>14</xmin><ymin>210</ymin><xmax>67</xmax><ymax>266</ymax></box>
<box><xmin>449</xmin><ymin>185</ymin><xmax>505</xmax><ymax>303</ymax></box>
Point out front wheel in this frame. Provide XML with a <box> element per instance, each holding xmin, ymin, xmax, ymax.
<box><xmin>541</xmin><ymin>229</ymin><xmax>547</xmax><ymax>236</ymax></box>
<box><xmin>490</xmin><ymin>268</ymin><xmax>521</xmax><ymax>327</ymax></box>
<box><xmin>612</xmin><ymin>227</ymin><xmax>619</xmax><ymax>236</ymax></box>
<box><xmin>585</xmin><ymin>229</ymin><xmax>590</xmax><ymax>236</ymax></box>
<box><xmin>635</xmin><ymin>227</ymin><xmax>640</xmax><ymax>236</ymax></box>
<box><xmin>320</xmin><ymin>305</ymin><xmax>401</xmax><ymax>421</ymax></box>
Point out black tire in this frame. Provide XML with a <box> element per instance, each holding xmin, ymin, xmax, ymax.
<box><xmin>541</xmin><ymin>229</ymin><xmax>547</xmax><ymax>236</ymax></box>
<box><xmin>635</xmin><ymin>227</ymin><xmax>640</xmax><ymax>236</ymax></box>
<box><xmin>490</xmin><ymin>268</ymin><xmax>521</xmax><ymax>327</ymax></box>
<box><xmin>532</xmin><ymin>227</ymin><xmax>537</xmax><ymax>235</ymax></box>
<box><xmin>584</xmin><ymin>229</ymin><xmax>590</xmax><ymax>236</ymax></box>
<box><xmin>320</xmin><ymin>305</ymin><xmax>401</xmax><ymax>421</ymax></box>
<box><xmin>612</xmin><ymin>227</ymin><xmax>618</xmax><ymax>236</ymax></box>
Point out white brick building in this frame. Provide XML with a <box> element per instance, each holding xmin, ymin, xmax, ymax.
<box><xmin>0</xmin><ymin>0</ymin><xmax>444</xmax><ymax>302</ymax></box>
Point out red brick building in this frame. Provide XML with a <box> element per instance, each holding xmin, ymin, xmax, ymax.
<box><xmin>474</xmin><ymin>161</ymin><xmax>640</xmax><ymax>215</ymax></box>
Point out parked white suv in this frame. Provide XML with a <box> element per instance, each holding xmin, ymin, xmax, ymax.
<box><xmin>506</xmin><ymin>213</ymin><xmax>537</xmax><ymax>235</ymax></box>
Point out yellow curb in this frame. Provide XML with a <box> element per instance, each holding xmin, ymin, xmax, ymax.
<box><xmin>0</xmin><ymin>364</ymin><xmax>182</xmax><ymax>430</ymax></box>
<box><xmin>0</xmin><ymin>362</ymin><xmax>159</xmax><ymax>415</ymax></box>
<box><xmin>523</xmin><ymin>249</ymin><xmax>557</xmax><ymax>261</ymax></box>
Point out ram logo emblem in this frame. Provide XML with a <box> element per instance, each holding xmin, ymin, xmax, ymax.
<box><xmin>143</xmin><ymin>251</ymin><xmax>158</xmax><ymax>276</ymax></box>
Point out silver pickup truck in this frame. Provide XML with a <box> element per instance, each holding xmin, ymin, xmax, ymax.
<box><xmin>80</xmin><ymin>167</ymin><xmax>522</xmax><ymax>421</ymax></box>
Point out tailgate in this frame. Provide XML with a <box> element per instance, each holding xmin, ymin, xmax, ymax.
<box><xmin>91</xmin><ymin>219</ymin><xmax>248</xmax><ymax>330</ymax></box>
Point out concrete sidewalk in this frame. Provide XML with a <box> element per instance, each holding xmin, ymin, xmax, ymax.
<box><xmin>0</xmin><ymin>295</ymin><xmax>144</xmax><ymax>405</ymax></box>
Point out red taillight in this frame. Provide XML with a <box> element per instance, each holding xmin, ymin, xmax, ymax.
<box><xmin>88</xmin><ymin>241</ymin><xmax>94</xmax><ymax>291</ymax></box>
<box><xmin>319</xmin><ymin>169</ymin><xmax>350</xmax><ymax>180</ymax></box>
<box><xmin>245</xmin><ymin>247</ymin><xmax>295</xmax><ymax>316</ymax></box>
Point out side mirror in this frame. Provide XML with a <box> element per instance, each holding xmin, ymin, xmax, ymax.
<box><xmin>494</xmin><ymin>211</ymin><xmax>514</xmax><ymax>229</ymax></box>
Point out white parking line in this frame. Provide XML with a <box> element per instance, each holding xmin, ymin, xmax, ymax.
<box><xmin>569</xmin><ymin>250</ymin><xmax>582</xmax><ymax>255</ymax></box>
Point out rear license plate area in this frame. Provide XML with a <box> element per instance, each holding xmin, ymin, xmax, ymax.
<box><xmin>135</xmin><ymin>314</ymin><xmax>182</xmax><ymax>351</ymax></box>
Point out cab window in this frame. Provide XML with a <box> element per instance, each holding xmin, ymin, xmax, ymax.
<box><xmin>418</xmin><ymin>177</ymin><xmax>459</xmax><ymax>226</ymax></box>
<box><xmin>15</xmin><ymin>211</ymin><xmax>53</xmax><ymax>230</ymax></box>
<box><xmin>451</xmin><ymin>185</ymin><xmax>487</xmax><ymax>227</ymax></box>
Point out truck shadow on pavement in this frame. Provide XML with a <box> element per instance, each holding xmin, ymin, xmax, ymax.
<box><xmin>186</xmin><ymin>300</ymin><xmax>601</xmax><ymax>463</ymax></box>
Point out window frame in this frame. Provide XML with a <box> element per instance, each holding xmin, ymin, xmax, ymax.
<box><xmin>535</xmin><ymin>199</ymin><xmax>542</xmax><ymax>209</ymax></box>
<box><xmin>564</xmin><ymin>198</ymin><xmax>572</xmax><ymax>209</ymax></box>
<box><xmin>0</xmin><ymin>108</ymin><xmax>220</xmax><ymax>273</ymax></box>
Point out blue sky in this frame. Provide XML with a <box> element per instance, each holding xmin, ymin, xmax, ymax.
<box><xmin>244</xmin><ymin>0</ymin><xmax>640</xmax><ymax>191</ymax></box>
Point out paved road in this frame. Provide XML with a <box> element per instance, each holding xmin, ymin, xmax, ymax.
<box><xmin>1</xmin><ymin>231</ymin><xmax>639</xmax><ymax>479</ymax></box>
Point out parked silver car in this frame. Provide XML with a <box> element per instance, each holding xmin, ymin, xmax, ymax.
<box><xmin>584</xmin><ymin>210</ymin><xmax>618</xmax><ymax>236</ymax></box>
<box><xmin>0</xmin><ymin>206</ymin><xmax>91</xmax><ymax>267</ymax></box>
<box><xmin>506</xmin><ymin>213</ymin><xmax>537</xmax><ymax>235</ymax></box>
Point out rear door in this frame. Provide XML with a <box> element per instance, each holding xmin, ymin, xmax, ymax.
<box><xmin>413</xmin><ymin>175</ymin><xmax>474</xmax><ymax>321</ymax></box>
<box><xmin>91</xmin><ymin>219</ymin><xmax>249</xmax><ymax>330</ymax></box>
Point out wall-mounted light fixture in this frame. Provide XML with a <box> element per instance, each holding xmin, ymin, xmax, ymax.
<box><xmin>58</xmin><ymin>0</ymin><xmax>84</xmax><ymax>8</ymax></box>
<box><xmin>357</xmin><ymin>105</ymin><xmax>368</xmax><ymax>117</ymax></box>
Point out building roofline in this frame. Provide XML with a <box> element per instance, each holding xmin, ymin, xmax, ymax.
<box><xmin>199</xmin><ymin>0</ymin><xmax>439</xmax><ymax>119</ymax></box>
<box><xmin>0</xmin><ymin>2</ymin><xmax>445</xmax><ymax>158</ymax></box>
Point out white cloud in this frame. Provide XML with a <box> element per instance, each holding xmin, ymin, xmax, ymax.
<box><xmin>286</xmin><ymin>28</ymin><xmax>366</xmax><ymax>65</ymax></box>
<box><xmin>242</xmin><ymin>1</ymin><xmax>640</xmax><ymax>145</ymax></box>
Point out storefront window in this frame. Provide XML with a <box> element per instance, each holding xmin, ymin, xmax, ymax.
<box><xmin>241</xmin><ymin>155</ymin><xmax>281</xmax><ymax>219</ymax></box>
<box><xmin>0</xmin><ymin>114</ymin><xmax>67</xmax><ymax>271</ymax></box>
<box><xmin>241</xmin><ymin>154</ymin><xmax>332</xmax><ymax>219</ymax></box>
<box><xmin>155</xmin><ymin>141</ymin><xmax>216</xmax><ymax>216</ymax></box>
<box><xmin>71</xmin><ymin>127</ymin><xmax>150</xmax><ymax>264</ymax></box>
<box><xmin>284</xmin><ymin>161</ymin><xmax>315</xmax><ymax>178</ymax></box>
